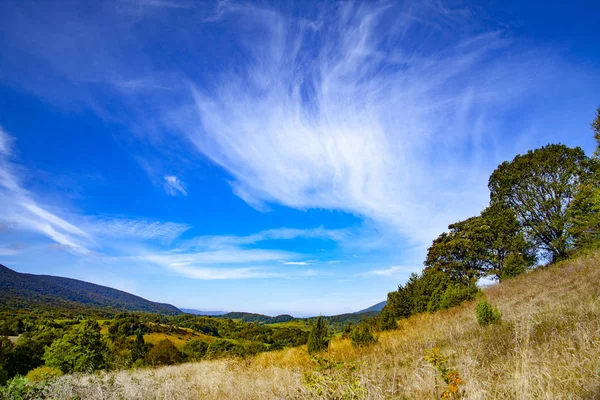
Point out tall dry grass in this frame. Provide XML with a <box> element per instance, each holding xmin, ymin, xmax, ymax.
<box><xmin>45</xmin><ymin>251</ymin><xmax>600</xmax><ymax>399</ymax></box>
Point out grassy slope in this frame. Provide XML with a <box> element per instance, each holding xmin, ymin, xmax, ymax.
<box><xmin>46</xmin><ymin>251</ymin><xmax>600</xmax><ymax>399</ymax></box>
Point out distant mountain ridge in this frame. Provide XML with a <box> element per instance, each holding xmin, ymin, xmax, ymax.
<box><xmin>180</xmin><ymin>308</ymin><xmax>227</xmax><ymax>316</ymax></box>
<box><xmin>0</xmin><ymin>264</ymin><xmax>181</xmax><ymax>315</ymax></box>
<box><xmin>356</xmin><ymin>301</ymin><xmax>386</xmax><ymax>314</ymax></box>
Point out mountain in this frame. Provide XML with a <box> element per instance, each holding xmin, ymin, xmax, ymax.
<box><xmin>0</xmin><ymin>264</ymin><xmax>181</xmax><ymax>315</ymax></box>
<box><xmin>180</xmin><ymin>308</ymin><xmax>227</xmax><ymax>316</ymax></box>
<box><xmin>356</xmin><ymin>301</ymin><xmax>387</xmax><ymax>314</ymax></box>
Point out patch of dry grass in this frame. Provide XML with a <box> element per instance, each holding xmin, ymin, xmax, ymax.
<box><xmin>45</xmin><ymin>252</ymin><xmax>600</xmax><ymax>399</ymax></box>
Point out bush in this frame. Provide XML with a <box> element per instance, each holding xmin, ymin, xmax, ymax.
<box><xmin>182</xmin><ymin>339</ymin><xmax>209</xmax><ymax>361</ymax></box>
<box><xmin>24</xmin><ymin>366</ymin><xmax>62</xmax><ymax>383</ymax></box>
<box><xmin>0</xmin><ymin>375</ymin><xmax>49</xmax><ymax>400</ymax></box>
<box><xmin>146</xmin><ymin>339</ymin><xmax>181</xmax><ymax>366</ymax></box>
<box><xmin>350</xmin><ymin>324</ymin><xmax>377</xmax><ymax>348</ymax></box>
<box><xmin>476</xmin><ymin>300</ymin><xmax>501</xmax><ymax>325</ymax></box>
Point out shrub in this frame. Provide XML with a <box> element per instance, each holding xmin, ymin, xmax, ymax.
<box><xmin>350</xmin><ymin>324</ymin><xmax>377</xmax><ymax>348</ymax></box>
<box><xmin>476</xmin><ymin>300</ymin><xmax>501</xmax><ymax>325</ymax></box>
<box><xmin>424</xmin><ymin>348</ymin><xmax>465</xmax><ymax>399</ymax></box>
<box><xmin>146</xmin><ymin>339</ymin><xmax>181</xmax><ymax>366</ymax></box>
<box><xmin>182</xmin><ymin>339</ymin><xmax>209</xmax><ymax>361</ymax></box>
<box><xmin>205</xmin><ymin>340</ymin><xmax>235</xmax><ymax>359</ymax></box>
<box><xmin>0</xmin><ymin>375</ymin><xmax>49</xmax><ymax>400</ymax></box>
<box><xmin>24</xmin><ymin>366</ymin><xmax>62</xmax><ymax>383</ymax></box>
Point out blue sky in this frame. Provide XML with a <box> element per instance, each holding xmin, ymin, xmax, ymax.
<box><xmin>0</xmin><ymin>0</ymin><xmax>598</xmax><ymax>316</ymax></box>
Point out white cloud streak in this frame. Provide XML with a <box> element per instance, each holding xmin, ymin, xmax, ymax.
<box><xmin>163</xmin><ymin>175</ymin><xmax>187</xmax><ymax>196</ymax></box>
<box><xmin>0</xmin><ymin>127</ymin><xmax>190</xmax><ymax>253</ymax></box>
<box><xmin>185</xmin><ymin>1</ymin><xmax>555</xmax><ymax>245</ymax></box>
<box><xmin>360</xmin><ymin>265</ymin><xmax>416</xmax><ymax>277</ymax></box>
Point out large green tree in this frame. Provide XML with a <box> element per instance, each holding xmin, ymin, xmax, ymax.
<box><xmin>44</xmin><ymin>320</ymin><xmax>108</xmax><ymax>373</ymax></box>
<box><xmin>489</xmin><ymin>144</ymin><xmax>590</xmax><ymax>262</ymax></box>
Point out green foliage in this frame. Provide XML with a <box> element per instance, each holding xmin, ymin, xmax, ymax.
<box><xmin>438</xmin><ymin>284</ymin><xmax>479</xmax><ymax>310</ymax></box>
<box><xmin>567</xmin><ymin>173</ymin><xmax>600</xmax><ymax>251</ymax></box>
<box><xmin>43</xmin><ymin>320</ymin><xmax>108</xmax><ymax>373</ymax></box>
<box><xmin>219</xmin><ymin>312</ymin><xmax>294</xmax><ymax>324</ymax></box>
<box><xmin>182</xmin><ymin>339</ymin><xmax>209</xmax><ymax>361</ymax></box>
<box><xmin>475</xmin><ymin>300</ymin><xmax>501</xmax><ymax>326</ymax></box>
<box><xmin>108</xmin><ymin>314</ymin><xmax>148</xmax><ymax>338</ymax></box>
<box><xmin>0</xmin><ymin>375</ymin><xmax>50</xmax><ymax>400</ymax></box>
<box><xmin>307</xmin><ymin>317</ymin><xmax>329</xmax><ymax>354</ymax></box>
<box><xmin>145</xmin><ymin>339</ymin><xmax>181</xmax><ymax>366</ymax></box>
<box><xmin>0</xmin><ymin>337</ymin><xmax>14</xmax><ymax>385</ymax></box>
<box><xmin>592</xmin><ymin>106</ymin><xmax>600</xmax><ymax>157</ymax></box>
<box><xmin>350</xmin><ymin>324</ymin><xmax>376</xmax><ymax>348</ymax></box>
<box><xmin>271</xmin><ymin>327</ymin><xmax>309</xmax><ymax>348</ymax></box>
<box><xmin>130</xmin><ymin>329</ymin><xmax>147</xmax><ymax>364</ymax></box>
<box><xmin>480</xmin><ymin>203</ymin><xmax>536</xmax><ymax>281</ymax></box>
<box><xmin>489</xmin><ymin>144</ymin><xmax>590</xmax><ymax>263</ymax></box>
<box><xmin>205</xmin><ymin>339</ymin><xmax>236</xmax><ymax>359</ymax></box>
<box><xmin>425</xmin><ymin>217</ymin><xmax>489</xmax><ymax>287</ymax></box>
<box><xmin>380</xmin><ymin>269</ymin><xmax>478</xmax><ymax>331</ymax></box>
<box><xmin>24</xmin><ymin>366</ymin><xmax>62</xmax><ymax>383</ymax></box>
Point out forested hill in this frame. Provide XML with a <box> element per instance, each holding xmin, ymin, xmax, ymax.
<box><xmin>0</xmin><ymin>264</ymin><xmax>181</xmax><ymax>315</ymax></box>
<box><xmin>219</xmin><ymin>312</ymin><xmax>295</xmax><ymax>324</ymax></box>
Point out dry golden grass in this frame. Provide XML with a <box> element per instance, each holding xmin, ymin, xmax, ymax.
<box><xmin>46</xmin><ymin>251</ymin><xmax>600</xmax><ymax>399</ymax></box>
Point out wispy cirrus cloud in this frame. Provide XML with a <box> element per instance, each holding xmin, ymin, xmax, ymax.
<box><xmin>184</xmin><ymin>227</ymin><xmax>348</xmax><ymax>250</ymax></box>
<box><xmin>359</xmin><ymin>265</ymin><xmax>417</xmax><ymax>278</ymax></box>
<box><xmin>0</xmin><ymin>127</ymin><xmax>91</xmax><ymax>254</ymax></box>
<box><xmin>163</xmin><ymin>175</ymin><xmax>187</xmax><ymax>196</ymax></box>
<box><xmin>0</xmin><ymin>127</ymin><xmax>190</xmax><ymax>254</ymax></box>
<box><xmin>184</xmin><ymin>1</ymin><xmax>561</xmax><ymax>245</ymax></box>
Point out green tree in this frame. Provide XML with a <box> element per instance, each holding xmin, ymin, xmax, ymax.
<box><xmin>424</xmin><ymin>217</ymin><xmax>489</xmax><ymax>287</ymax></box>
<box><xmin>566</xmin><ymin>108</ymin><xmax>600</xmax><ymax>249</ymax></box>
<box><xmin>0</xmin><ymin>336</ymin><xmax>14</xmax><ymax>384</ymax></box>
<box><xmin>480</xmin><ymin>203</ymin><xmax>536</xmax><ymax>281</ymax></box>
<box><xmin>130</xmin><ymin>329</ymin><xmax>147</xmax><ymax>363</ymax></box>
<box><xmin>44</xmin><ymin>320</ymin><xmax>108</xmax><ymax>373</ymax></box>
<box><xmin>489</xmin><ymin>144</ymin><xmax>590</xmax><ymax>262</ymax></box>
<box><xmin>567</xmin><ymin>166</ymin><xmax>600</xmax><ymax>250</ymax></box>
<box><xmin>307</xmin><ymin>317</ymin><xmax>329</xmax><ymax>354</ymax></box>
<box><xmin>592</xmin><ymin>106</ymin><xmax>600</xmax><ymax>156</ymax></box>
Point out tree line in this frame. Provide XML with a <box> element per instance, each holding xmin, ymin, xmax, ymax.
<box><xmin>380</xmin><ymin>107</ymin><xmax>600</xmax><ymax>330</ymax></box>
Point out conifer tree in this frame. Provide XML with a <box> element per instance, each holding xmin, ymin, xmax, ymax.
<box><xmin>307</xmin><ymin>317</ymin><xmax>329</xmax><ymax>354</ymax></box>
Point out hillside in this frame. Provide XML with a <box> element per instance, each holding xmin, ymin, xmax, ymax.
<box><xmin>219</xmin><ymin>312</ymin><xmax>295</xmax><ymax>324</ymax></box>
<box><xmin>0</xmin><ymin>264</ymin><xmax>181</xmax><ymax>315</ymax></box>
<box><xmin>42</xmin><ymin>250</ymin><xmax>600</xmax><ymax>399</ymax></box>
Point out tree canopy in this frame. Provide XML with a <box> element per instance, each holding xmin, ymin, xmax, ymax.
<box><xmin>489</xmin><ymin>144</ymin><xmax>590</xmax><ymax>262</ymax></box>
